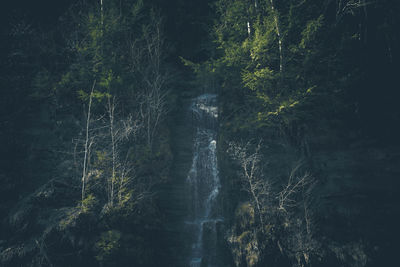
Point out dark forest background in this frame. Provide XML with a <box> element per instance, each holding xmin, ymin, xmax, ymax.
<box><xmin>1</xmin><ymin>0</ymin><xmax>400</xmax><ymax>266</ymax></box>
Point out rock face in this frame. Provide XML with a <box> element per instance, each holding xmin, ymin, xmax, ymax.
<box><xmin>219</xmin><ymin>120</ymin><xmax>400</xmax><ymax>267</ymax></box>
<box><xmin>306</xmin><ymin>128</ymin><xmax>400</xmax><ymax>266</ymax></box>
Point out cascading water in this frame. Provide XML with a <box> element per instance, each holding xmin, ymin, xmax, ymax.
<box><xmin>185</xmin><ymin>94</ymin><xmax>222</xmax><ymax>267</ymax></box>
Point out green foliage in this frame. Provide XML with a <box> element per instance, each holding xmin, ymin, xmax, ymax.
<box><xmin>54</xmin><ymin>0</ymin><xmax>155</xmax><ymax>111</ymax></box>
<box><xmin>206</xmin><ymin>1</ymin><xmax>400</xmax><ymax>265</ymax></box>
<box><xmin>94</xmin><ymin>230</ymin><xmax>122</xmax><ymax>263</ymax></box>
<box><xmin>242</xmin><ymin>67</ymin><xmax>274</xmax><ymax>93</ymax></box>
<box><xmin>81</xmin><ymin>193</ymin><xmax>99</xmax><ymax>213</ymax></box>
<box><xmin>207</xmin><ymin>0</ymin><xmax>378</xmax><ymax>133</ymax></box>
<box><xmin>300</xmin><ymin>15</ymin><xmax>324</xmax><ymax>49</ymax></box>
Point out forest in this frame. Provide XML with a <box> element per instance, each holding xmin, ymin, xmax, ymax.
<box><xmin>0</xmin><ymin>0</ymin><xmax>399</xmax><ymax>266</ymax></box>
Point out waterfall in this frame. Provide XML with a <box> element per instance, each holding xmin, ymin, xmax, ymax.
<box><xmin>185</xmin><ymin>94</ymin><xmax>222</xmax><ymax>267</ymax></box>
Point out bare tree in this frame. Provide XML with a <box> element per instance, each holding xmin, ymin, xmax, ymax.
<box><xmin>336</xmin><ymin>0</ymin><xmax>371</xmax><ymax>23</ymax></box>
<box><xmin>276</xmin><ymin>162</ymin><xmax>318</xmax><ymax>267</ymax></box>
<box><xmin>127</xmin><ymin>14</ymin><xmax>169</xmax><ymax>151</ymax></box>
<box><xmin>278</xmin><ymin>162</ymin><xmax>313</xmax><ymax>213</ymax></box>
<box><xmin>105</xmin><ymin>97</ymin><xmax>142</xmax><ymax>207</ymax></box>
<box><xmin>139</xmin><ymin>84</ymin><xmax>168</xmax><ymax>150</ymax></box>
<box><xmin>141</xmin><ymin>17</ymin><xmax>169</xmax><ymax>150</ymax></box>
<box><xmin>113</xmin><ymin>114</ymin><xmax>141</xmax><ymax>205</ymax></box>
<box><xmin>117</xmin><ymin>147</ymin><xmax>134</xmax><ymax>204</ymax></box>
<box><xmin>35</xmin><ymin>239</ymin><xmax>53</xmax><ymax>267</ymax></box>
<box><xmin>106</xmin><ymin>95</ymin><xmax>116</xmax><ymax>206</ymax></box>
<box><xmin>228</xmin><ymin>140</ymin><xmax>320</xmax><ymax>266</ymax></box>
<box><xmin>228</xmin><ymin>140</ymin><xmax>270</xmax><ymax>229</ymax></box>
<box><xmin>81</xmin><ymin>80</ymin><xmax>96</xmax><ymax>202</ymax></box>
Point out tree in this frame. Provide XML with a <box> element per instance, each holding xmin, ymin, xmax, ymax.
<box><xmin>228</xmin><ymin>140</ymin><xmax>318</xmax><ymax>266</ymax></box>
<box><xmin>135</xmin><ymin>14</ymin><xmax>169</xmax><ymax>150</ymax></box>
<box><xmin>106</xmin><ymin>95</ymin><xmax>116</xmax><ymax>206</ymax></box>
<box><xmin>60</xmin><ymin>0</ymin><xmax>168</xmax><ymax>208</ymax></box>
<box><xmin>105</xmin><ymin>96</ymin><xmax>142</xmax><ymax>207</ymax></box>
<box><xmin>228</xmin><ymin>140</ymin><xmax>269</xmax><ymax>229</ymax></box>
<box><xmin>81</xmin><ymin>80</ymin><xmax>96</xmax><ymax>202</ymax></box>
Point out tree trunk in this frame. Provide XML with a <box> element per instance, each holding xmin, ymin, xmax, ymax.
<box><xmin>82</xmin><ymin>80</ymin><xmax>96</xmax><ymax>202</ymax></box>
<box><xmin>108</xmin><ymin>96</ymin><xmax>116</xmax><ymax>206</ymax></box>
<box><xmin>269</xmin><ymin>0</ymin><xmax>284</xmax><ymax>73</ymax></box>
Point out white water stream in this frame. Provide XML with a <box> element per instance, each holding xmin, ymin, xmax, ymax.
<box><xmin>186</xmin><ymin>94</ymin><xmax>222</xmax><ymax>267</ymax></box>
